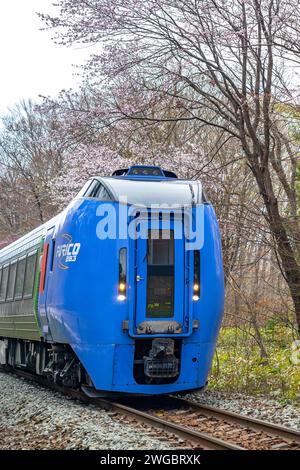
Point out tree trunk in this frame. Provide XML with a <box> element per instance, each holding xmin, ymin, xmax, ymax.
<box><xmin>252</xmin><ymin>161</ymin><xmax>300</xmax><ymax>334</ymax></box>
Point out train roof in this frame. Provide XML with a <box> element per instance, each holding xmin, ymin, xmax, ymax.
<box><xmin>74</xmin><ymin>165</ymin><xmax>203</xmax><ymax>207</ymax></box>
<box><xmin>76</xmin><ymin>165</ymin><xmax>203</xmax><ymax>206</ymax></box>
<box><xmin>101</xmin><ymin>177</ymin><xmax>202</xmax><ymax>206</ymax></box>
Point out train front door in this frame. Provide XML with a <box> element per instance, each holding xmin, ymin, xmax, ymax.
<box><xmin>135</xmin><ymin>220</ymin><xmax>186</xmax><ymax>335</ymax></box>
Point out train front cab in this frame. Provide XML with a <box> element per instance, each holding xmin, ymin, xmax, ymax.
<box><xmin>108</xmin><ymin>203</ymin><xmax>223</xmax><ymax>395</ymax></box>
<box><xmin>43</xmin><ymin>171</ymin><xmax>224</xmax><ymax>396</ymax></box>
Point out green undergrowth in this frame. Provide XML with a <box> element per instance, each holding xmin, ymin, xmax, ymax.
<box><xmin>209</xmin><ymin>323</ymin><xmax>300</xmax><ymax>405</ymax></box>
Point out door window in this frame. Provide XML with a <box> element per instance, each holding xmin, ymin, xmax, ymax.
<box><xmin>146</xmin><ymin>230</ymin><xmax>174</xmax><ymax>318</ymax></box>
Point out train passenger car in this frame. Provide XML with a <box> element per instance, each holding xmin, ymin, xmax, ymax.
<box><xmin>0</xmin><ymin>165</ymin><xmax>224</xmax><ymax>395</ymax></box>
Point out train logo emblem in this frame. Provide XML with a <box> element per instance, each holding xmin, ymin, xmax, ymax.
<box><xmin>57</xmin><ymin>233</ymin><xmax>81</xmax><ymax>270</ymax></box>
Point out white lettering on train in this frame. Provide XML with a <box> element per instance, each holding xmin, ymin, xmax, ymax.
<box><xmin>57</xmin><ymin>242</ymin><xmax>81</xmax><ymax>263</ymax></box>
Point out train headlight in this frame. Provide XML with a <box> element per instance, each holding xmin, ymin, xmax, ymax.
<box><xmin>193</xmin><ymin>251</ymin><xmax>200</xmax><ymax>301</ymax></box>
<box><xmin>119</xmin><ymin>282</ymin><xmax>126</xmax><ymax>292</ymax></box>
<box><xmin>118</xmin><ymin>247</ymin><xmax>127</xmax><ymax>301</ymax></box>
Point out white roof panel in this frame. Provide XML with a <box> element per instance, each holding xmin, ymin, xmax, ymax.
<box><xmin>101</xmin><ymin>177</ymin><xmax>202</xmax><ymax>207</ymax></box>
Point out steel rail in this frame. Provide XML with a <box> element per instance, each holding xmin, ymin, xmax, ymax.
<box><xmin>172</xmin><ymin>397</ymin><xmax>300</xmax><ymax>444</ymax></box>
<box><xmin>94</xmin><ymin>399</ymin><xmax>245</xmax><ymax>450</ymax></box>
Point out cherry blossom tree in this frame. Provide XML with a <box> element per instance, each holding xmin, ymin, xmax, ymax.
<box><xmin>49</xmin><ymin>136</ymin><xmax>208</xmax><ymax>209</ymax></box>
<box><xmin>50</xmin><ymin>144</ymin><xmax>132</xmax><ymax>208</ymax></box>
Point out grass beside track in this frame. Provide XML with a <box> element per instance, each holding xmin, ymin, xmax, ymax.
<box><xmin>209</xmin><ymin>324</ymin><xmax>300</xmax><ymax>404</ymax></box>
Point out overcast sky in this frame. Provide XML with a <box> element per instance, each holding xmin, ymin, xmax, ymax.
<box><xmin>0</xmin><ymin>0</ymin><xmax>90</xmax><ymax>116</ymax></box>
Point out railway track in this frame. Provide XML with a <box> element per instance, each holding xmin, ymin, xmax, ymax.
<box><xmin>175</xmin><ymin>396</ymin><xmax>300</xmax><ymax>444</ymax></box>
<box><xmin>1</xmin><ymin>366</ymin><xmax>300</xmax><ymax>450</ymax></box>
<box><xmin>118</xmin><ymin>395</ymin><xmax>300</xmax><ymax>450</ymax></box>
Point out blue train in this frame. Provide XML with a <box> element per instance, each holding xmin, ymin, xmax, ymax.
<box><xmin>0</xmin><ymin>165</ymin><xmax>224</xmax><ymax>395</ymax></box>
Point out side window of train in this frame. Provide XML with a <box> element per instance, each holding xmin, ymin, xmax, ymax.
<box><xmin>78</xmin><ymin>179</ymin><xmax>93</xmax><ymax>197</ymax></box>
<box><xmin>24</xmin><ymin>251</ymin><xmax>37</xmax><ymax>298</ymax></box>
<box><xmin>6</xmin><ymin>261</ymin><xmax>17</xmax><ymax>301</ymax></box>
<box><xmin>85</xmin><ymin>179</ymin><xmax>100</xmax><ymax>197</ymax></box>
<box><xmin>86</xmin><ymin>179</ymin><xmax>112</xmax><ymax>200</ymax></box>
<box><xmin>50</xmin><ymin>239</ymin><xmax>56</xmax><ymax>272</ymax></box>
<box><xmin>202</xmin><ymin>188</ymin><xmax>208</xmax><ymax>203</ymax></box>
<box><xmin>0</xmin><ymin>264</ymin><xmax>9</xmax><ymax>302</ymax></box>
<box><xmin>83</xmin><ymin>179</ymin><xmax>98</xmax><ymax>197</ymax></box>
<box><xmin>15</xmin><ymin>256</ymin><xmax>26</xmax><ymax>300</ymax></box>
<box><xmin>94</xmin><ymin>184</ymin><xmax>112</xmax><ymax>200</ymax></box>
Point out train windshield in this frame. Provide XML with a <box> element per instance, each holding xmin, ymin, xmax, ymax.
<box><xmin>147</xmin><ymin>230</ymin><xmax>174</xmax><ymax>318</ymax></box>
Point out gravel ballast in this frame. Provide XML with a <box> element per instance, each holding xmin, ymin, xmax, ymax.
<box><xmin>184</xmin><ymin>390</ymin><xmax>300</xmax><ymax>431</ymax></box>
<box><xmin>0</xmin><ymin>372</ymin><xmax>179</xmax><ymax>450</ymax></box>
<box><xmin>1</xmin><ymin>371</ymin><xmax>299</xmax><ymax>450</ymax></box>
